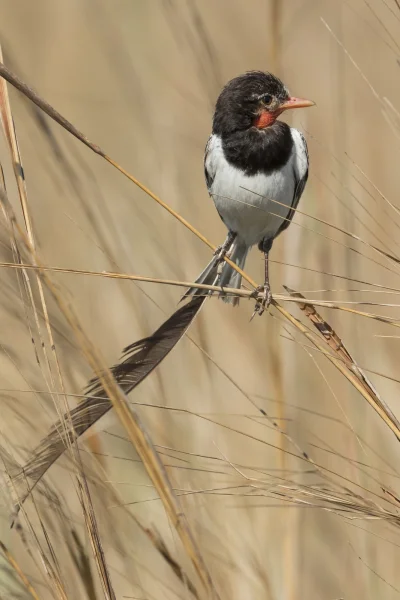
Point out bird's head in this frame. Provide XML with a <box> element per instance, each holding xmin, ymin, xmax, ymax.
<box><xmin>212</xmin><ymin>71</ymin><xmax>314</xmax><ymax>135</ymax></box>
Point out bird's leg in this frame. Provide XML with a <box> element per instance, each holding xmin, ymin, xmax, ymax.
<box><xmin>214</xmin><ymin>231</ymin><xmax>236</xmax><ymax>263</ymax></box>
<box><xmin>261</xmin><ymin>249</ymin><xmax>272</xmax><ymax>309</ymax></box>
<box><xmin>251</xmin><ymin>238</ymin><xmax>273</xmax><ymax>318</ymax></box>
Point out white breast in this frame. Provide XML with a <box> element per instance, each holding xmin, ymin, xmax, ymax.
<box><xmin>205</xmin><ymin>130</ymin><xmax>307</xmax><ymax>248</ymax></box>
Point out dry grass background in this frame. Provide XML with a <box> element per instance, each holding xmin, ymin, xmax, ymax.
<box><xmin>0</xmin><ymin>0</ymin><xmax>399</xmax><ymax>598</ymax></box>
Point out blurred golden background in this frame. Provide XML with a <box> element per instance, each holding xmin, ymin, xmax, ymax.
<box><xmin>0</xmin><ymin>0</ymin><xmax>400</xmax><ymax>598</ymax></box>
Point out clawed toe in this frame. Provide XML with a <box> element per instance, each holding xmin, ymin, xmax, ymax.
<box><xmin>214</xmin><ymin>244</ymin><xmax>233</xmax><ymax>263</ymax></box>
<box><xmin>213</xmin><ymin>232</ymin><xmax>236</xmax><ymax>264</ymax></box>
<box><xmin>250</xmin><ymin>284</ymin><xmax>272</xmax><ymax>319</ymax></box>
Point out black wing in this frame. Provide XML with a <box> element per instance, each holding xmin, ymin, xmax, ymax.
<box><xmin>276</xmin><ymin>132</ymin><xmax>309</xmax><ymax>237</ymax></box>
<box><xmin>204</xmin><ymin>135</ymin><xmax>215</xmax><ymax>191</ymax></box>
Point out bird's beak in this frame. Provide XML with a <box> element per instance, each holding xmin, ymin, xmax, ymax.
<box><xmin>279</xmin><ymin>97</ymin><xmax>315</xmax><ymax>111</ymax></box>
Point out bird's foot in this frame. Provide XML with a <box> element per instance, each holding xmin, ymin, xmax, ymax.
<box><xmin>215</xmin><ymin>243</ymin><xmax>234</xmax><ymax>277</ymax></box>
<box><xmin>213</xmin><ymin>243</ymin><xmax>223</xmax><ymax>257</ymax></box>
<box><xmin>214</xmin><ymin>232</ymin><xmax>236</xmax><ymax>262</ymax></box>
<box><xmin>250</xmin><ymin>283</ymin><xmax>272</xmax><ymax>319</ymax></box>
<box><xmin>214</xmin><ymin>243</ymin><xmax>233</xmax><ymax>263</ymax></box>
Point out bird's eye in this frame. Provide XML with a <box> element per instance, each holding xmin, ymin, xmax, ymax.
<box><xmin>262</xmin><ymin>94</ymin><xmax>273</xmax><ymax>105</ymax></box>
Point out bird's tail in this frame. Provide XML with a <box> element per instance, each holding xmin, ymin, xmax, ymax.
<box><xmin>218</xmin><ymin>239</ymin><xmax>249</xmax><ymax>306</ymax></box>
<box><xmin>182</xmin><ymin>255</ymin><xmax>220</xmax><ymax>301</ymax></box>
<box><xmin>182</xmin><ymin>238</ymin><xmax>248</xmax><ymax>305</ymax></box>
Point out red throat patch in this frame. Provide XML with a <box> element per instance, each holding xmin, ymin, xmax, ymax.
<box><xmin>253</xmin><ymin>110</ymin><xmax>279</xmax><ymax>129</ymax></box>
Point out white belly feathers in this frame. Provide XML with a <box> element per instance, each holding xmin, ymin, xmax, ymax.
<box><xmin>205</xmin><ymin>130</ymin><xmax>307</xmax><ymax>248</ymax></box>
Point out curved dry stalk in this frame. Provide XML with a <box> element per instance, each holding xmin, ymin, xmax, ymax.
<box><xmin>284</xmin><ymin>286</ymin><xmax>400</xmax><ymax>440</ymax></box>
<box><xmin>0</xmin><ymin>47</ymin><xmax>67</xmax><ymax>413</ymax></box>
<box><xmin>0</xmin><ymin>61</ymin><xmax>219</xmax><ymax>252</ymax></box>
<box><xmin>0</xmin><ymin>72</ymin><xmax>118</xmax><ymax>596</ymax></box>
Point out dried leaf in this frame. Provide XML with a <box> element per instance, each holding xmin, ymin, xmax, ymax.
<box><xmin>284</xmin><ymin>286</ymin><xmax>400</xmax><ymax>439</ymax></box>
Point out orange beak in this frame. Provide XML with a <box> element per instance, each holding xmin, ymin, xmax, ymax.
<box><xmin>279</xmin><ymin>96</ymin><xmax>315</xmax><ymax>111</ymax></box>
<box><xmin>254</xmin><ymin>95</ymin><xmax>315</xmax><ymax>129</ymax></box>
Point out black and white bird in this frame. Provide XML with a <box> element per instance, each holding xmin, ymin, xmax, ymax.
<box><xmin>185</xmin><ymin>71</ymin><xmax>314</xmax><ymax>315</ymax></box>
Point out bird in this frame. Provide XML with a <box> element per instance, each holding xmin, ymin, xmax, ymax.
<box><xmin>184</xmin><ymin>70</ymin><xmax>314</xmax><ymax>315</ymax></box>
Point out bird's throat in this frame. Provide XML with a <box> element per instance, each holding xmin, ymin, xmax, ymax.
<box><xmin>253</xmin><ymin>110</ymin><xmax>279</xmax><ymax>129</ymax></box>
